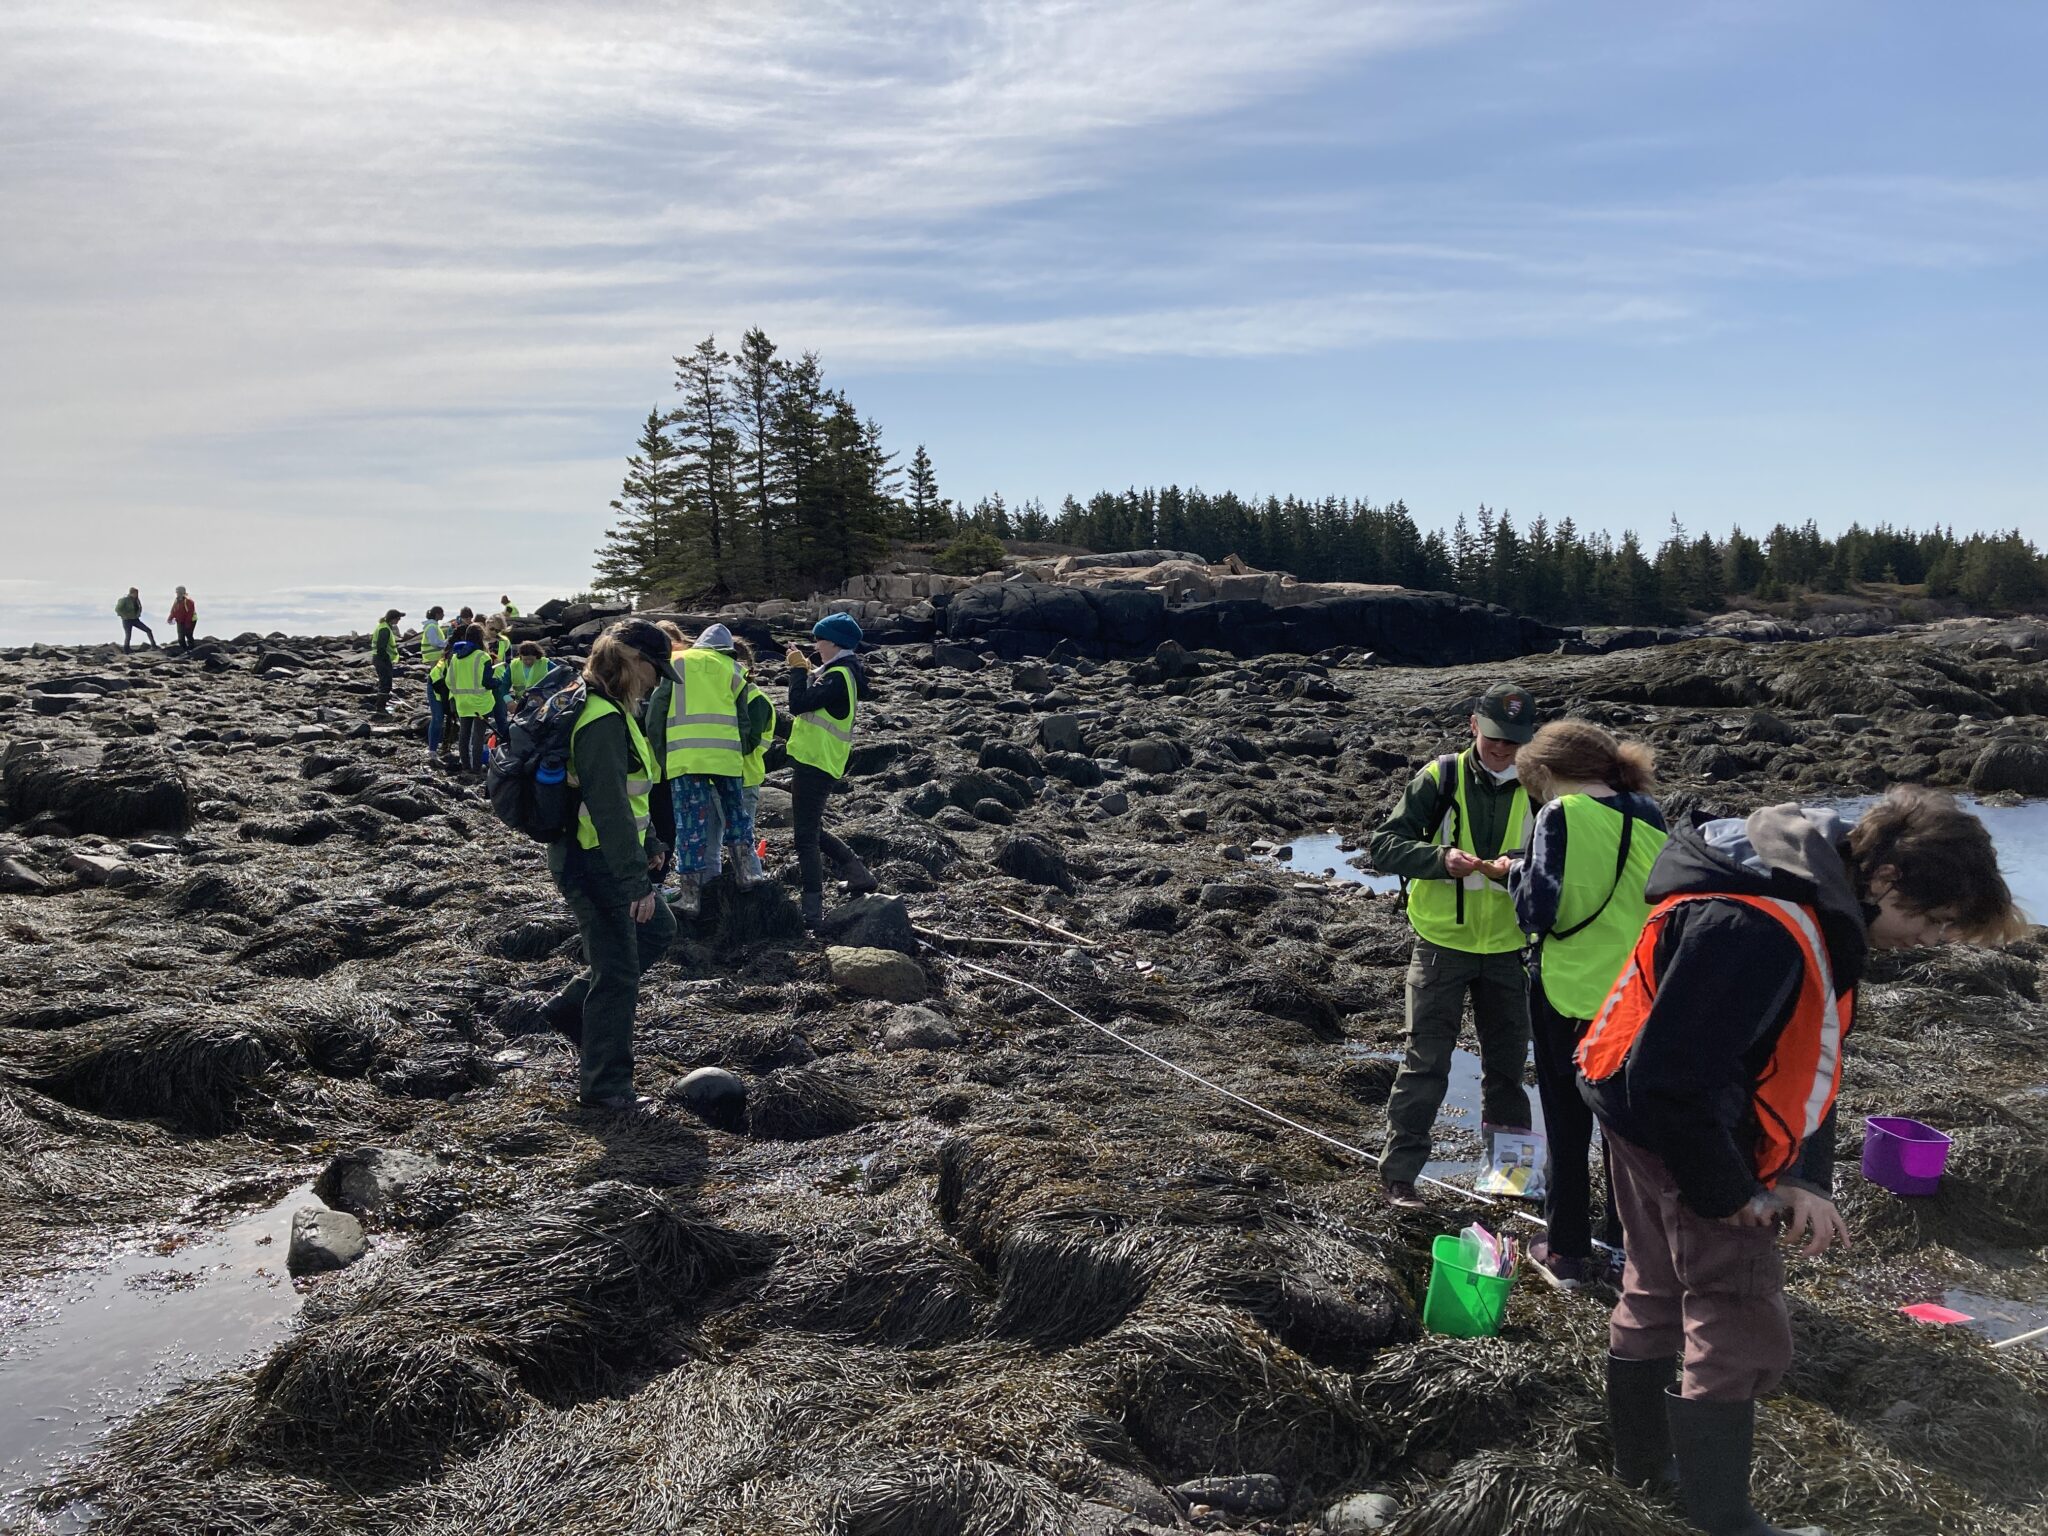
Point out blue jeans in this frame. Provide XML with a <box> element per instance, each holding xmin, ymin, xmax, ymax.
<box><xmin>426</xmin><ymin>677</ymin><xmax>446</xmax><ymax>753</ymax></box>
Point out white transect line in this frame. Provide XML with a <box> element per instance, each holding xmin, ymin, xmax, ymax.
<box><xmin>945</xmin><ymin>952</ymin><xmax>1546</xmax><ymax>1225</ymax></box>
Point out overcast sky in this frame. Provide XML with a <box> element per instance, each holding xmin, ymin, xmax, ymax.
<box><xmin>3</xmin><ymin>1</ymin><xmax>2044</xmax><ymax>642</ymax></box>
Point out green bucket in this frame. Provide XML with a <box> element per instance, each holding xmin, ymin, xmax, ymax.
<box><xmin>1423</xmin><ymin>1233</ymin><xmax>1515</xmax><ymax>1338</ymax></box>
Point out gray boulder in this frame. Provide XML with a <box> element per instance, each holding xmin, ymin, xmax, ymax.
<box><xmin>827</xmin><ymin>946</ymin><xmax>930</xmax><ymax>1003</ymax></box>
<box><xmin>674</xmin><ymin>1065</ymin><xmax>747</xmax><ymax>1130</ymax></box>
<box><xmin>1037</xmin><ymin>713</ymin><xmax>1086</xmax><ymax>754</ymax></box>
<box><xmin>1320</xmin><ymin>1491</ymin><xmax>1401</xmax><ymax>1533</ymax></box>
<box><xmin>1969</xmin><ymin>739</ymin><xmax>2048</xmax><ymax>796</ymax></box>
<box><xmin>287</xmin><ymin>1206</ymin><xmax>367</xmax><ymax>1277</ymax></box>
<box><xmin>883</xmin><ymin>1006</ymin><xmax>960</xmax><ymax>1051</ymax></box>
<box><xmin>1175</xmin><ymin>1474</ymin><xmax>1285</xmax><ymax>1516</ymax></box>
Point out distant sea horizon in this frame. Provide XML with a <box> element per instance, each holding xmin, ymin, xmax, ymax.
<box><xmin>0</xmin><ymin>582</ymin><xmax>572</xmax><ymax>649</ymax></box>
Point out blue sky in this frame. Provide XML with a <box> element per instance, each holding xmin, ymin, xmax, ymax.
<box><xmin>2</xmin><ymin>0</ymin><xmax>2044</xmax><ymax>641</ymax></box>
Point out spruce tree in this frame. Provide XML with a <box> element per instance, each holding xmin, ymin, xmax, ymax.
<box><xmin>594</xmin><ymin>408</ymin><xmax>684</xmax><ymax>601</ymax></box>
<box><xmin>671</xmin><ymin>335</ymin><xmax>738</xmax><ymax>594</ymax></box>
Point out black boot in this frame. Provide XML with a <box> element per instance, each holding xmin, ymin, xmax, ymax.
<box><xmin>1606</xmin><ymin>1354</ymin><xmax>1678</xmax><ymax>1494</ymax></box>
<box><xmin>1666</xmin><ymin>1390</ymin><xmax>1825</xmax><ymax>1536</ymax></box>
<box><xmin>837</xmin><ymin>852</ymin><xmax>880</xmax><ymax>895</ymax></box>
<box><xmin>541</xmin><ymin>992</ymin><xmax>585</xmax><ymax>1048</ymax></box>
<box><xmin>801</xmin><ymin>889</ymin><xmax>825</xmax><ymax>932</ymax></box>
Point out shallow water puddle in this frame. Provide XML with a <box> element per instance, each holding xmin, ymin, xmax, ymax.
<box><xmin>1263</xmin><ymin>833</ymin><xmax>1402</xmax><ymax>894</ymax></box>
<box><xmin>1341</xmin><ymin>1043</ymin><xmax>1547</xmax><ymax>1179</ymax></box>
<box><xmin>1939</xmin><ymin>1289</ymin><xmax>2048</xmax><ymax>1352</ymax></box>
<box><xmin>0</xmin><ymin>1185</ymin><xmax>312</xmax><ymax>1522</ymax></box>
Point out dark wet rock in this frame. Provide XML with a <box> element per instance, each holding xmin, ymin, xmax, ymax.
<box><xmin>901</xmin><ymin>782</ymin><xmax>948</xmax><ymax>818</ymax></box>
<box><xmin>1968</xmin><ymin>739</ymin><xmax>2048</xmax><ymax>796</ymax></box>
<box><xmin>0</xmin><ymin>856</ymin><xmax>50</xmax><ymax>893</ymax></box>
<box><xmin>992</xmin><ymin>831</ymin><xmax>1074</xmax><ymax>892</ymax></box>
<box><xmin>1012</xmin><ymin>663</ymin><xmax>1055</xmax><ymax>695</ymax></box>
<box><xmin>1096</xmin><ymin>790</ymin><xmax>1130</xmax><ymax>817</ymax></box>
<box><xmin>846</xmin><ymin>739</ymin><xmax>905</xmax><ymax>777</ymax></box>
<box><xmin>827</xmin><ymin>946</ymin><xmax>929</xmax><ymax>1002</ymax></box>
<box><xmin>3</xmin><ymin>740</ymin><xmax>194</xmax><ymax>835</ymax></box>
<box><xmin>1042</xmin><ymin>751</ymin><xmax>1105</xmax><ymax>787</ymax></box>
<box><xmin>1199</xmin><ymin>882</ymin><xmax>1280</xmax><ymax>912</ymax></box>
<box><xmin>65</xmin><ymin>852</ymin><xmax>136</xmax><ymax>887</ymax></box>
<box><xmin>1178</xmin><ymin>807</ymin><xmax>1210</xmax><ymax>831</ymax></box>
<box><xmin>817</xmin><ymin>894</ymin><xmax>916</xmax><ymax>955</ymax></box>
<box><xmin>1272</xmin><ymin>728</ymin><xmax>1341</xmax><ymax>758</ymax></box>
<box><xmin>288</xmin><ymin>1206</ymin><xmax>368</xmax><ymax>1277</ymax></box>
<box><xmin>1742</xmin><ymin>709</ymin><xmax>1799</xmax><ymax>746</ymax></box>
<box><xmin>1174</xmin><ymin>1473</ymin><xmax>1287</xmax><ymax>1516</ymax></box>
<box><xmin>1116</xmin><ymin>737</ymin><xmax>1183</xmax><ymax>774</ymax></box>
<box><xmin>313</xmin><ymin>1147</ymin><xmax>457</xmax><ymax>1227</ymax></box>
<box><xmin>1037</xmin><ymin>712</ymin><xmax>1086</xmax><ymax>754</ymax></box>
<box><xmin>31</xmin><ymin>693</ymin><xmax>97</xmax><ymax>715</ymax></box>
<box><xmin>376</xmin><ymin>1044</ymin><xmax>493</xmax><ymax>1100</ymax></box>
<box><xmin>946</xmin><ymin>768</ymin><xmax>1027</xmax><ymax>813</ymax></box>
<box><xmin>930</xmin><ymin>640</ymin><xmax>984</xmax><ymax>671</ymax></box>
<box><xmin>972</xmin><ymin>798</ymin><xmax>1014</xmax><ymax>825</ymax></box>
<box><xmin>978</xmin><ymin>741</ymin><xmax>1043</xmax><ymax>779</ymax></box>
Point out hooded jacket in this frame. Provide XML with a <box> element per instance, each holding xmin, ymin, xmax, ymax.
<box><xmin>788</xmin><ymin>650</ymin><xmax>869</xmax><ymax>724</ymax></box>
<box><xmin>1579</xmin><ymin>804</ymin><xmax>1867</xmax><ymax>1218</ymax></box>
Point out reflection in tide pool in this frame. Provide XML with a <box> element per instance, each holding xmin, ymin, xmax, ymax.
<box><xmin>0</xmin><ymin>1186</ymin><xmax>311</xmax><ymax>1525</ymax></box>
<box><xmin>1266</xmin><ymin>833</ymin><xmax>1401</xmax><ymax>893</ymax></box>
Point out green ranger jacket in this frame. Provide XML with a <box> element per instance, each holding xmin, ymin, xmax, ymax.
<box><xmin>547</xmin><ymin>704</ymin><xmax>671</xmax><ymax>906</ymax></box>
<box><xmin>1368</xmin><ymin>752</ymin><xmax>1527</xmax><ymax>881</ymax></box>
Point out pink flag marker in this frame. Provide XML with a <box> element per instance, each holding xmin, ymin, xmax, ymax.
<box><xmin>1899</xmin><ymin>1302</ymin><xmax>1973</xmax><ymax>1325</ymax></box>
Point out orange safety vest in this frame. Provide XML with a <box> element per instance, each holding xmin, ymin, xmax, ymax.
<box><xmin>1577</xmin><ymin>892</ymin><xmax>1853</xmax><ymax>1189</ymax></box>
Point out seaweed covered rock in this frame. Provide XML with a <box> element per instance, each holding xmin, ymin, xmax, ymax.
<box><xmin>2</xmin><ymin>739</ymin><xmax>194</xmax><ymax>835</ymax></box>
<box><xmin>12</xmin><ymin>1016</ymin><xmax>284</xmax><ymax>1134</ymax></box>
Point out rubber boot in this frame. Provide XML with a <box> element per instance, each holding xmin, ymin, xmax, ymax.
<box><xmin>837</xmin><ymin>852</ymin><xmax>880</xmax><ymax>895</ymax></box>
<box><xmin>541</xmin><ymin>992</ymin><xmax>585</xmax><ymax>1048</ymax></box>
<box><xmin>671</xmin><ymin>873</ymin><xmax>701</xmax><ymax>919</ymax></box>
<box><xmin>801</xmin><ymin>889</ymin><xmax>825</xmax><ymax>932</ymax></box>
<box><xmin>1666</xmin><ymin>1391</ymin><xmax>1826</xmax><ymax>1536</ymax></box>
<box><xmin>729</xmin><ymin>843</ymin><xmax>764</xmax><ymax>890</ymax></box>
<box><xmin>1607</xmin><ymin>1354</ymin><xmax>1679</xmax><ymax>1495</ymax></box>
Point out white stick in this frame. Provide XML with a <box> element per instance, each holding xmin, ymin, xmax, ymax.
<box><xmin>1990</xmin><ymin>1320</ymin><xmax>2048</xmax><ymax>1350</ymax></box>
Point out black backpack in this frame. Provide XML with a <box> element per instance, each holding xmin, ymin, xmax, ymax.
<box><xmin>486</xmin><ymin>665</ymin><xmax>584</xmax><ymax>841</ymax></box>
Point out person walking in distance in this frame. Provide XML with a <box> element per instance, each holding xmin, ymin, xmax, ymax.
<box><xmin>168</xmin><ymin>587</ymin><xmax>197</xmax><ymax>653</ymax></box>
<box><xmin>541</xmin><ymin>620</ymin><xmax>678</xmax><ymax>1111</ymax></box>
<box><xmin>1366</xmin><ymin>681</ymin><xmax>1538</xmax><ymax>1210</ymax></box>
<box><xmin>420</xmin><ymin>606</ymin><xmax>450</xmax><ymax>766</ymax></box>
<box><xmin>371</xmin><ymin>608</ymin><xmax>404</xmax><ymax>713</ymax></box>
<box><xmin>1508</xmin><ymin>720</ymin><xmax>1668</xmax><ymax>1289</ymax></box>
<box><xmin>1579</xmin><ymin>788</ymin><xmax>2020</xmax><ymax>1534</ymax></box>
<box><xmin>115</xmin><ymin>588</ymin><xmax>157</xmax><ymax>651</ymax></box>
<box><xmin>785</xmin><ymin>613</ymin><xmax>881</xmax><ymax>930</ymax></box>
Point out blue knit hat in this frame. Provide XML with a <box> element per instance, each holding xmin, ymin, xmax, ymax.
<box><xmin>812</xmin><ymin>612</ymin><xmax>864</xmax><ymax>651</ymax></box>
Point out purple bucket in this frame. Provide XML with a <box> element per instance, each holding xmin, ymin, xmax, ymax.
<box><xmin>1862</xmin><ymin>1117</ymin><xmax>1952</xmax><ymax>1197</ymax></box>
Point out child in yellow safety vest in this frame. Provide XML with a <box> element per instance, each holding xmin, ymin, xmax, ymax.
<box><xmin>643</xmin><ymin>622</ymin><xmax>754</xmax><ymax>917</ymax></box>
<box><xmin>430</xmin><ymin>623</ymin><xmax>497</xmax><ymax>774</ymax></box>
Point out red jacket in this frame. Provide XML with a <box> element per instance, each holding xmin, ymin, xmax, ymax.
<box><xmin>169</xmin><ymin>597</ymin><xmax>196</xmax><ymax>625</ymax></box>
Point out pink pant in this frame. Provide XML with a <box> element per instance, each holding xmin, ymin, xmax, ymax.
<box><xmin>1606</xmin><ymin>1132</ymin><xmax>1793</xmax><ymax>1401</ymax></box>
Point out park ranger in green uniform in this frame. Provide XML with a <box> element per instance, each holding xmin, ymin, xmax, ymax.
<box><xmin>1366</xmin><ymin>681</ymin><xmax>1539</xmax><ymax>1209</ymax></box>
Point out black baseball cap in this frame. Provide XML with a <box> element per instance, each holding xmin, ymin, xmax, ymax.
<box><xmin>609</xmin><ymin>619</ymin><xmax>682</xmax><ymax>682</ymax></box>
<box><xmin>1474</xmin><ymin>682</ymin><xmax>1538</xmax><ymax>743</ymax></box>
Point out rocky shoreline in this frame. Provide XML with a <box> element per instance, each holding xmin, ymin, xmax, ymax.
<box><xmin>3</xmin><ymin>618</ymin><xmax>2046</xmax><ymax>1535</ymax></box>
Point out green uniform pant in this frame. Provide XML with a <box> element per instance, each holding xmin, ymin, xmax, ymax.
<box><xmin>557</xmin><ymin>884</ymin><xmax>676</xmax><ymax>1101</ymax></box>
<box><xmin>1378</xmin><ymin>937</ymin><xmax>1532</xmax><ymax>1186</ymax></box>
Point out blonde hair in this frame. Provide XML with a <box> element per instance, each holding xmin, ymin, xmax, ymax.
<box><xmin>584</xmin><ymin>634</ymin><xmax>655</xmax><ymax>708</ymax></box>
<box><xmin>656</xmin><ymin>620</ymin><xmax>687</xmax><ymax>650</ymax></box>
<box><xmin>1518</xmin><ymin>720</ymin><xmax>1656</xmax><ymax>804</ymax></box>
<box><xmin>729</xmin><ymin>636</ymin><xmax>755</xmax><ymax>666</ymax></box>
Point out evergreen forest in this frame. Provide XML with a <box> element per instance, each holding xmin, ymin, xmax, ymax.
<box><xmin>597</xmin><ymin>334</ymin><xmax>2045</xmax><ymax>626</ymax></box>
